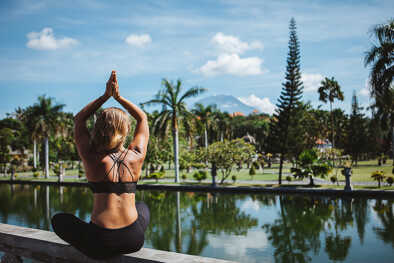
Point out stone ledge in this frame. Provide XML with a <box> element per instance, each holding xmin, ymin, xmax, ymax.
<box><xmin>0</xmin><ymin>223</ymin><xmax>236</xmax><ymax>263</ymax></box>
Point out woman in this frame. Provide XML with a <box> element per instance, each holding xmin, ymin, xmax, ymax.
<box><xmin>51</xmin><ymin>71</ymin><xmax>150</xmax><ymax>260</ymax></box>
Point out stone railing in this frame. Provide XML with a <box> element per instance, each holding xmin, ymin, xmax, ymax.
<box><xmin>0</xmin><ymin>223</ymin><xmax>236</xmax><ymax>263</ymax></box>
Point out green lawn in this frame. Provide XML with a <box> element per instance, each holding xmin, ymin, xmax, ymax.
<box><xmin>5</xmin><ymin>158</ymin><xmax>393</xmax><ymax>184</ymax></box>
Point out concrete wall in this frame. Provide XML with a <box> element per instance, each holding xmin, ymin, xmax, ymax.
<box><xmin>0</xmin><ymin>223</ymin><xmax>236</xmax><ymax>263</ymax></box>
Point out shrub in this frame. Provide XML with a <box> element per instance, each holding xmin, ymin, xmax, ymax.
<box><xmin>149</xmin><ymin>172</ymin><xmax>165</xmax><ymax>182</ymax></box>
<box><xmin>249</xmin><ymin>166</ymin><xmax>256</xmax><ymax>176</ymax></box>
<box><xmin>252</xmin><ymin>161</ymin><xmax>260</xmax><ymax>169</ymax></box>
<box><xmin>193</xmin><ymin>170</ymin><xmax>207</xmax><ymax>182</ymax></box>
<box><xmin>231</xmin><ymin>175</ymin><xmax>237</xmax><ymax>183</ymax></box>
<box><xmin>330</xmin><ymin>176</ymin><xmax>337</xmax><ymax>184</ymax></box>
<box><xmin>33</xmin><ymin>171</ymin><xmax>40</xmax><ymax>178</ymax></box>
<box><xmin>181</xmin><ymin>174</ymin><xmax>187</xmax><ymax>180</ymax></box>
<box><xmin>286</xmin><ymin>175</ymin><xmax>292</xmax><ymax>182</ymax></box>
<box><xmin>371</xmin><ymin>170</ymin><xmax>385</xmax><ymax>188</ymax></box>
<box><xmin>386</xmin><ymin>176</ymin><xmax>394</xmax><ymax>186</ymax></box>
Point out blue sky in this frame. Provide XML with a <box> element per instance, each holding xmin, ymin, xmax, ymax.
<box><xmin>0</xmin><ymin>0</ymin><xmax>393</xmax><ymax>117</ymax></box>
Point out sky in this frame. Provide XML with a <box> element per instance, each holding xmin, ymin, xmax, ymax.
<box><xmin>0</xmin><ymin>0</ymin><xmax>393</xmax><ymax>118</ymax></box>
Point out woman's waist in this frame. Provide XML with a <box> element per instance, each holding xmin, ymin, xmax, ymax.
<box><xmin>91</xmin><ymin>198</ymin><xmax>138</xmax><ymax>229</ymax></box>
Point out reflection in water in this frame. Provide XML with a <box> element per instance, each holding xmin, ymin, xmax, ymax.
<box><xmin>0</xmin><ymin>184</ymin><xmax>393</xmax><ymax>263</ymax></box>
<box><xmin>373</xmin><ymin>200</ymin><xmax>394</xmax><ymax>247</ymax></box>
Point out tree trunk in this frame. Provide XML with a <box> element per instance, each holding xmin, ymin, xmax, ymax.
<box><xmin>278</xmin><ymin>153</ymin><xmax>284</xmax><ymax>185</ymax></box>
<box><xmin>33</xmin><ymin>139</ymin><xmax>37</xmax><ymax>169</ymax></box>
<box><xmin>173</xmin><ymin>128</ymin><xmax>180</xmax><ymax>183</ymax></box>
<box><xmin>392</xmin><ymin>126</ymin><xmax>394</xmax><ymax>166</ymax></box>
<box><xmin>45</xmin><ymin>137</ymin><xmax>49</xmax><ymax>179</ymax></box>
<box><xmin>309</xmin><ymin>175</ymin><xmax>314</xmax><ymax>186</ymax></box>
<box><xmin>211</xmin><ymin>162</ymin><xmax>217</xmax><ymax>187</ymax></box>
<box><xmin>204</xmin><ymin>128</ymin><xmax>208</xmax><ymax>149</ymax></box>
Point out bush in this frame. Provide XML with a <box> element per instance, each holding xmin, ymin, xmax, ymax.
<box><xmin>371</xmin><ymin>170</ymin><xmax>385</xmax><ymax>188</ymax></box>
<box><xmin>193</xmin><ymin>170</ymin><xmax>207</xmax><ymax>182</ymax></box>
<box><xmin>33</xmin><ymin>171</ymin><xmax>40</xmax><ymax>178</ymax></box>
<box><xmin>286</xmin><ymin>175</ymin><xmax>292</xmax><ymax>182</ymax></box>
<box><xmin>231</xmin><ymin>175</ymin><xmax>237</xmax><ymax>183</ymax></box>
<box><xmin>181</xmin><ymin>174</ymin><xmax>187</xmax><ymax>180</ymax></box>
<box><xmin>386</xmin><ymin>176</ymin><xmax>394</xmax><ymax>186</ymax></box>
<box><xmin>252</xmin><ymin>161</ymin><xmax>260</xmax><ymax>169</ymax></box>
<box><xmin>330</xmin><ymin>176</ymin><xmax>337</xmax><ymax>184</ymax></box>
<box><xmin>149</xmin><ymin>172</ymin><xmax>165</xmax><ymax>182</ymax></box>
<box><xmin>249</xmin><ymin>166</ymin><xmax>256</xmax><ymax>176</ymax></box>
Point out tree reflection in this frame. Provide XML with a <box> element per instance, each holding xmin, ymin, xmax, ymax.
<box><xmin>262</xmin><ymin>196</ymin><xmax>362</xmax><ymax>263</ymax></box>
<box><xmin>325</xmin><ymin>234</ymin><xmax>351</xmax><ymax>261</ymax></box>
<box><xmin>141</xmin><ymin>191</ymin><xmax>257</xmax><ymax>255</ymax></box>
<box><xmin>0</xmin><ymin>184</ymin><xmax>92</xmax><ymax>230</ymax></box>
<box><xmin>373</xmin><ymin>199</ymin><xmax>394</xmax><ymax>247</ymax></box>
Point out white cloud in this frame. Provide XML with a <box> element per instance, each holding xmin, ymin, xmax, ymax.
<box><xmin>125</xmin><ymin>34</ymin><xmax>152</xmax><ymax>47</ymax></box>
<box><xmin>212</xmin><ymin>32</ymin><xmax>263</xmax><ymax>54</ymax></box>
<box><xmin>199</xmin><ymin>54</ymin><xmax>263</xmax><ymax>76</ymax></box>
<box><xmin>238</xmin><ymin>94</ymin><xmax>276</xmax><ymax>115</ymax></box>
<box><xmin>359</xmin><ymin>79</ymin><xmax>370</xmax><ymax>97</ymax></box>
<box><xmin>301</xmin><ymin>73</ymin><xmax>324</xmax><ymax>92</ymax></box>
<box><xmin>209</xmin><ymin>230</ymin><xmax>270</xmax><ymax>263</ymax></box>
<box><xmin>26</xmin><ymin>28</ymin><xmax>78</xmax><ymax>50</ymax></box>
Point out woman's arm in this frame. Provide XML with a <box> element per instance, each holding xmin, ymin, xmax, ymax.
<box><xmin>74</xmin><ymin>72</ymin><xmax>114</xmax><ymax>157</ymax></box>
<box><xmin>112</xmin><ymin>74</ymin><xmax>149</xmax><ymax>159</ymax></box>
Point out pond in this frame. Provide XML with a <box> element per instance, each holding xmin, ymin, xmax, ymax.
<box><xmin>0</xmin><ymin>184</ymin><xmax>393</xmax><ymax>263</ymax></box>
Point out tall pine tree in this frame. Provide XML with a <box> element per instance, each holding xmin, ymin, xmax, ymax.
<box><xmin>346</xmin><ymin>91</ymin><xmax>367</xmax><ymax>166</ymax></box>
<box><xmin>268</xmin><ymin>18</ymin><xmax>304</xmax><ymax>184</ymax></box>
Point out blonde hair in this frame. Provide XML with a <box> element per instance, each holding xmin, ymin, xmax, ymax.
<box><xmin>92</xmin><ymin>107</ymin><xmax>130</xmax><ymax>152</ymax></box>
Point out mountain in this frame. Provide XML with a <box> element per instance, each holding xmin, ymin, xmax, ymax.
<box><xmin>194</xmin><ymin>95</ymin><xmax>256</xmax><ymax>115</ymax></box>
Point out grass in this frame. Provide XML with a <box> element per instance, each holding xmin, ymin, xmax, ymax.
<box><xmin>5</xmin><ymin>158</ymin><xmax>393</xmax><ymax>185</ymax></box>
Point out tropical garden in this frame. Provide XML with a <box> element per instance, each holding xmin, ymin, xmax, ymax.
<box><xmin>0</xmin><ymin>18</ymin><xmax>393</xmax><ymax>189</ymax></box>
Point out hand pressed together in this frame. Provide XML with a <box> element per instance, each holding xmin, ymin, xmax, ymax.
<box><xmin>105</xmin><ymin>70</ymin><xmax>120</xmax><ymax>99</ymax></box>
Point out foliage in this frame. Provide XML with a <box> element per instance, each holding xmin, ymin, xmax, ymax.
<box><xmin>318</xmin><ymin>76</ymin><xmax>344</xmax><ymax>150</ymax></box>
<box><xmin>231</xmin><ymin>175</ymin><xmax>237</xmax><ymax>183</ymax></box>
<box><xmin>345</xmin><ymin>92</ymin><xmax>368</xmax><ymax>165</ymax></box>
<box><xmin>181</xmin><ymin>174</ymin><xmax>187</xmax><ymax>180</ymax></box>
<box><xmin>249</xmin><ymin>166</ymin><xmax>256</xmax><ymax>176</ymax></box>
<box><xmin>33</xmin><ymin>171</ymin><xmax>40</xmax><ymax>178</ymax></box>
<box><xmin>286</xmin><ymin>175</ymin><xmax>292</xmax><ymax>182</ymax></box>
<box><xmin>386</xmin><ymin>176</ymin><xmax>394</xmax><ymax>186</ymax></box>
<box><xmin>267</xmin><ymin>18</ymin><xmax>304</xmax><ymax>184</ymax></box>
<box><xmin>204</xmin><ymin>139</ymin><xmax>255</xmax><ymax>184</ymax></box>
<box><xmin>330</xmin><ymin>176</ymin><xmax>338</xmax><ymax>184</ymax></box>
<box><xmin>291</xmin><ymin>149</ymin><xmax>332</xmax><ymax>186</ymax></box>
<box><xmin>143</xmin><ymin>79</ymin><xmax>206</xmax><ymax>182</ymax></box>
<box><xmin>193</xmin><ymin>170</ymin><xmax>207</xmax><ymax>182</ymax></box>
<box><xmin>148</xmin><ymin>171</ymin><xmax>166</xmax><ymax>182</ymax></box>
<box><xmin>371</xmin><ymin>170</ymin><xmax>385</xmax><ymax>188</ymax></box>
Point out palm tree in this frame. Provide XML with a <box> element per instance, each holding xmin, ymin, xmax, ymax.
<box><xmin>143</xmin><ymin>79</ymin><xmax>206</xmax><ymax>182</ymax></box>
<box><xmin>192</xmin><ymin>103</ymin><xmax>216</xmax><ymax>149</ymax></box>
<box><xmin>318</xmin><ymin>77</ymin><xmax>344</xmax><ymax>151</ymax></box>
<box><xmin>31</xmin><ymin>95</ymin><xmax>65</xmax><ymax>178</ymax></box>
<box><xmin>364</xmin><ymin>19</ymin><xmax>394</xmax><ymax>162</ymax></box>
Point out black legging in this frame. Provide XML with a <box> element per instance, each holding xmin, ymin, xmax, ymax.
<box><xmin>51</xmin><ymin>201</ymin><xmax>150</xmax><ymax>260</ymax></box>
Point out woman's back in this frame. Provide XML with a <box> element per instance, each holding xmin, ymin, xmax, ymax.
<box><xmin>86</xmin><ymin>147</ymin><xmax>143</xmax><ymax>229</ymax></box>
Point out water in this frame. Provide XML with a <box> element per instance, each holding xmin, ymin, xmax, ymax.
<box><xmin>0</xmin><ymin>184</ymin><xmax>393</xmax><ymax>263</ymax></box>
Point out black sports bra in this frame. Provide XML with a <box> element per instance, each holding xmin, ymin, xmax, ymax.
<box><xmin>88</xmin><ymin>148</ymin><xmax>137</xmax><ymax>194</ymax></box>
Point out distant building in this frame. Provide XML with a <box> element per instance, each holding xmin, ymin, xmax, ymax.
<box><xmin>229</xmin><ymin>112</ymin><xmax>244</xmax><ymax>117</ymax></box>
